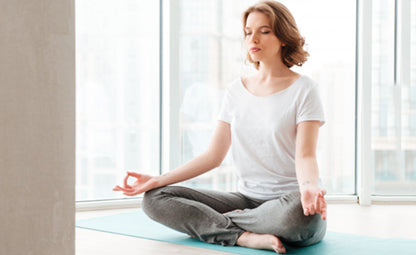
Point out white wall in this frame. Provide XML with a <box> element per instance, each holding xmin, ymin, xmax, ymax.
<box><xmin>0</xmin><ymin>1</ymin><xmax>75</xmax><ymax>254</ymax></box>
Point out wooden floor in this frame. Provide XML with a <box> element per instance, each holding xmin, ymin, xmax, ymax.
<box><xmin>76</xmin><ymin>203</ymin><xmax>416</xmax><ymax>255</ymax></box>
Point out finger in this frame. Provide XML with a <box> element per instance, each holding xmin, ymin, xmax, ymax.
<box><xmin>319</xmin><ymin>196</ymin><xmax>327</xmax><ymax>220</ymax></box>
<box><xmin>123</xmin><ymin>181</ymin><xmax>154</xmax><ymax>196</ymax></box>
<box><xmin>123</xmin><ymin>175</ymin><xmax>132</xmax><ymax>189</ymax></box>
<box><xmin>315</xmin><ymin>192</ymin><xmax>321</xmax><ymax>213</ymax></box>
<box><xmin>113</xmin><ymin>185</ymin><xmax>124</xmax><ymax>191</ymax></box>
<box><xmin>304</xmin><ymin>207</ymin><xmax>310</xmax><ymax>216</ymax></box>
<box><xmin>318</xmin><ymin>193</ymin><xmax>326</xmax><ymax>210</ymax></box>
<box><xmin>314</xmin><ymin>189</ymin><xmax>326</xmax><ymax>214</ymax></box>
<box><xmin>320</xmin><ymin>206</ymin><xmax>327</xmax><ymax>220</ymax></box>
<box><xmin>114</xmin><ymin>185</ymin><xmax>134</xmax><ymax>193</ymax></box>
<box><xmin>301</xmin><ymin>200</ymin><xmax>307</xmax><ymax>214</ymax></box>
<box><xmin>309</xmin><ymin>206</ymin><xmax>316</xmax><ymax>215</ymax></box>
<box><xmin>123</xmin><ymin>192</ymin><xmax>139</xmax><ymax>197</ymax></box>
<box><xmin>123</xmin><ymin>189</ymin><xmax>142</xmax><ymax>196</ymax></box>
<box><xmin>127</xmin><ymin>171</ymin><xmax>142</xmax><ymax>179</ymax></box>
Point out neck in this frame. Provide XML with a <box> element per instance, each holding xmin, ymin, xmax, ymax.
<box><xmin>257</xmin><ymin>59</ymin><xmax>292</xmax><ymax>80</ymax></box>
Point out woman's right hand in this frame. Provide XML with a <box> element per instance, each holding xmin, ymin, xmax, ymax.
<box><xmin>112</xmin><ymin>171</ymin><xmax>160</xmax><ymax>196</ymax></box>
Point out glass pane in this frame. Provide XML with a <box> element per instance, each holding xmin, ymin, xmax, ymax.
<box><xmin>76</xmin><ymin>0</ymin><xmax>160</xmax><ymax>201</ymax></box>
<box><xmin>282</xmin><ymin>0</ymin><xmax>356</xmax><ymax>194</ymax></box>
<box><xmin>175</xmin><ymin>0</ymin><xmax>356</xmax><ymax>194</ymax></box>
<box><xmin>407</xmin><ymin>0</ymin><xmax>416</xmax><ymax>186</ymax></box>
<box><xmin>177</xmin><ymin>0</ymin><xmax>253</xmax><ymax>191</ymax></box>
<box><xmin>372</xmin><ymin>0</ymin><xmax>416</xmax><ymax>195</ymax></box>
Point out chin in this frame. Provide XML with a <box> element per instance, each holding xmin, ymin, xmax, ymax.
<box><xmin>249</xmin><ymin>55</ymin><xmax>261</xmax><ymax>62</ymax></box>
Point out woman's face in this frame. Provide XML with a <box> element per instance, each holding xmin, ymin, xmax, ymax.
<box><xmin>244</xmin><ymin>11</ymin><xmax>284</xmax><ymax>64</ymax></box>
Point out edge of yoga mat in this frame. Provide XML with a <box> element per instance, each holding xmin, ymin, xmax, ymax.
<box><xmin>76</xmin><ymin>210</ymin><xmax>416</xmax><ymax>255</ymax></box>
<box><xmin>77</xmin><ymin>211</ymin><xmax>275</xmax><ymax>255</ymax></box>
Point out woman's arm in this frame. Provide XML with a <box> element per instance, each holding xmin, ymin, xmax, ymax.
<box><xmin>113</xmin><ymin>120</ymin><xmax>231</xmax><ymax>196</ymax></box>
<box><xmin>156</xmin><ymin>120</ymin><xmax>231</xmax><ymax>187</ymax></box>
<box><xmin>295</xmin><ymin>121</ymin><xmax>327</xmax><ymax>220</ymax></box>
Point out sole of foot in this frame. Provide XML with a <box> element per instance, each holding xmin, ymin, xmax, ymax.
<box><xmin>237</xmin><ymin>231</ymin><xmax>286</xmax><ymax>254</ymax></box>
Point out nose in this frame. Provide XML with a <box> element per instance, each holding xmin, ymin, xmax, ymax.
<box><xmin>247</xmin><ymin>32</ymin><xmax>259</xmax><ymax>44</ymax></box>
<box><xmin>250</xmin><ymin>33</ymin><xmax>259</xmax><ymax>44</ymax></box>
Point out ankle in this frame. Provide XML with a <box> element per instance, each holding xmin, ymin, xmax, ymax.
<box><xmin>236</xmin><ymin>231</ymin><xmax>251</xmax><ymax>246</ymax></box>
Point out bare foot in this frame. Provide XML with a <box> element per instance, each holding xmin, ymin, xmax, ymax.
<box><xmin>237</xmin><ymin>231</ymin><xmax>286</xmax><ymax>254</ymax></box>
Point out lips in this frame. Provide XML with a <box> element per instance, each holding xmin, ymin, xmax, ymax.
<box><xmin>250</xmin><ymin>47</ymin><xmax>260</xmax><ymax>52</ymax></box>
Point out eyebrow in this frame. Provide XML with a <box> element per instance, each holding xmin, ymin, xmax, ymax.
<box><xmin>245</xmin><ymin>25</ymin><xmax>271</xmax><ymax>30</ymax></box>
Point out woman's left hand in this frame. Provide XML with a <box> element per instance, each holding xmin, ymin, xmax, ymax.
<box><xmin>300</xmin><ymin>186</ymin><xmax>327</xmax><ymax>220</ymax></box>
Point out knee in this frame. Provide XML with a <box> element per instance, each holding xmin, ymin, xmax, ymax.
<box><xmin>142</xmin><ymin>185</ymin><xmax>185</xmax><ymax>219</ymax></box>
<box><xmin>293</xmin><ymin>215</ymin><xmax>327</xmax><ymax>246</ymax></box>
<box><xmin>141</xmin><ymin>186</ymin><xmax>167</xmax><ymax>218</ymax></box>
<box><xmin>275</xmin><ymin>199</ymin><xmax>327</xmax><ymax>246</ymax></box>
<box><xmin>282</xmin><ymin>213</ymin><xmax>327</xmax><ymax>247</ymax></box>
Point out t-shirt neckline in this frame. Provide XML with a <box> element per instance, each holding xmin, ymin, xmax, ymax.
<box><xmin>239</xmin><ymin>75</ymin><xmax>304</xmax><ymax>98</ymax></box>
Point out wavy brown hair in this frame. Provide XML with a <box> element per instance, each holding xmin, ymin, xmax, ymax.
<box><xmin>242</xmin><ymin>1</ymin><xmax>309</xmax><ymax>69</ymax></box>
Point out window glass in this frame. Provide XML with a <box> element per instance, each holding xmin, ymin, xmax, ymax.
<box><xmin>372</xmin><ymin>0</ymin><xmax>416</xmax><ymax>195</ymax></box>
<box><xmin>76</xmin><ymin>0</ymin><xmax>160</xmax><ymax>201</ymax></box>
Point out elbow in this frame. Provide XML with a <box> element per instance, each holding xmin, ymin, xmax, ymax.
<box><xmin>296</xmin><ymin>148</ymin><xmax>316</xmax><ymax>160</ymax></box>
<box><xmin>211</xmin><ymin>156</ymin><xmax>223</xmax><ymax>168</ymax></box>
<box><xmin>213</xmin><ymin>161</ymin><xmax>222</xmax><ymax>169</ymax></box>
<box><xmin>297</xmin><ymin>153</ymin><xmax>316</xmax><ymax>160</ymax></box>
<box><xmin>295</xmin><ymin>153</ymin><xmax>317</xmax><ymax>164</ymax></box>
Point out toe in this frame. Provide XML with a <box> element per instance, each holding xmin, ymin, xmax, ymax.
<box><xmin>275</xmin><ymin>247</ymin><xmax>286</xmax><ymax>254</ymax></box>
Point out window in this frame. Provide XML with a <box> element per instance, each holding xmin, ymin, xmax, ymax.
<box><xmin>76</xmin><ymin>0</ymin><xmax>160</xmax><ymax>201</ymax></box>
<box><xmin>171</xmin><ymin>0</ymin><xmax>254</xmax><ymax>191</ymax></box>
<box><xmin>372</xmin><ymin>0</ymin><xmax>416</xmax><ymax>195</ymax></box>
<box><xmin>76</xmin><ymin>0</ymin><xmax>416</xmax><ymax>204</ymax></box>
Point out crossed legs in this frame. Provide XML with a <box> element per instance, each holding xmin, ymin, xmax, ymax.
<box><xmin>142</xmin><ymin>186</ymin><xmax>326</xmax><ymax>253</ymax></box>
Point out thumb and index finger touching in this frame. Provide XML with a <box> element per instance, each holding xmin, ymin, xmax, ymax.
<box><xmin>112</xmin><ymin>171</ymin><xmax>141</xmax><ymax>191</ymax></box>
<box><xmin>302</xmin><ymin>188</ymin><xmax>327</xmax><ymax>221</ymax></box>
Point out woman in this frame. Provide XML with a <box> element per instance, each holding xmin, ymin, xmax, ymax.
<box><xmin>113</xmin><ymin>1</ymin><xmax>327</xmax><ymax>253</ymax></box>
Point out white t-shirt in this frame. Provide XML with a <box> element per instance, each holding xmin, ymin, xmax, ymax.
<box><xmin>218</xmin><ymin>75</ymin><xmax>325</xmax><ymax>200</ymax></box>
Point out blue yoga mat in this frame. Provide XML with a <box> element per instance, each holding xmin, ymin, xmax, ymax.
<box><xmin>76</xmin><ymin>210</ymin><xmax>416</xmax><ymax>255</ymax></box>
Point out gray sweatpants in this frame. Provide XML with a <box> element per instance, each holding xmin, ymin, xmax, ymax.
<box><xmin>142</xmin><ymin>185</ymin><xmax>326</xmax><ymax>247</ymax></box>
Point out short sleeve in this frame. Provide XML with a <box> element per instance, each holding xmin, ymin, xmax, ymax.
<box><xmin>217</xmin><ymin>88</ymin><xmax>232</xmax><ymax>124</ymax></box>
<box><xmin>296</xmin><ymin>85</ymin><xmax>325</xmax><ymax>126</ymax></box>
